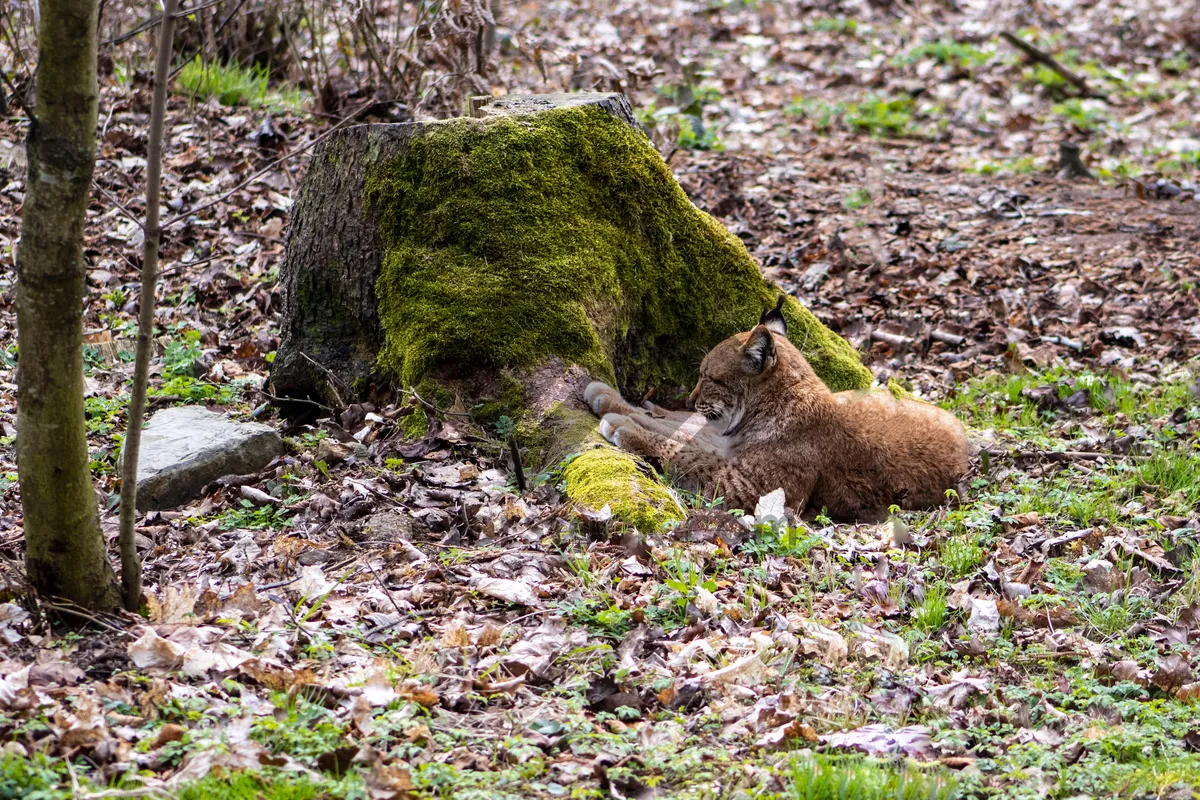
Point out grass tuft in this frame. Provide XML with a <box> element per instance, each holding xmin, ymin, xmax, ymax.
<box><xmin>177</xmin><ymin>56</ymin><xmax>306</xmax><ymax>109</ymax></box>
<box><xmin>785</xmin><ymin>754</ymin><xmax>958</xmax><ymax>800</ymax></box>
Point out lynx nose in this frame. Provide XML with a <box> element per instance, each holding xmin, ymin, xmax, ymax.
<box><xmin>687</xmin><ymin>385</ymin><xmax>699</xmax><ymax>410</ymax></box>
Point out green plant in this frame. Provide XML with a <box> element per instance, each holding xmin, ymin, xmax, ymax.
<box><xmin>912</xmin><ymin>583</ymin><xmax>949</xmax><ymax>633</ymax></box>
<box><xmin>177</xmin><ymin>56</ymin><xmax>307</xmax><ymax>109</ymax></box>
<box><xmin>250</xmin><ymin>697</ymin><xmax>348</xmax><ymax>763</ymax></box>
<box><xmin>177</xmin><ymin>770</ymin><xmax>362</xmax><ymax>800</ymax></box>
<box><xmin>1053</xmin><ymin>98</ymin><xmax>1108</xmax><ymax>132</ymax></box>
<box><xmin>1138</xmin><ymin>446</ymin><xmax>1200</xmax><ymax>506</ymax></box>
<box><xmin>1162</xmin><ymin>52</ymin><xmax>1191</xmax><ymax>75</ymax></box>
<box><xmin>0</xmin><ymin>753</ymin><xmax>73</xmax><ymax>800</ymax></box>
<box><xmin>559</xmin><ymin>597</ymin><xmax>633</xmax><ymax>638</ymax></box>
<box><xmin>808</xmin><ymin>16</ymin><xmax>858</xmax><ymax>36</ymax></box>
<box><xmin>149</xmin><ymin>375</ymin><xmax>238</xmax><ymax>404</ymax></box>
<box><xmin>644</xmin><ymin>63</ymin><xmax>724</xmax><ymax>151</ymax></box>
<box><xmin>651</xmin><ymin>550</ymin><xmax>717</xmax><ymax>628</ymax></box>
<box><xmin>785</xmin><ymin>754</ymin><xmax>958</xmax><ymax>800</ymax></box>
<box><xmin>163</xmin><ymin>329</ymin><xmax>203</xmax><ymax>379</ymax></box>
<box><xmin>786</xmin><ymin>97</ymin><xmax>844</xmax><ymax>133</ymax></box>
<box><xmin>844</xmin><ymin>94</ymin><xmax>918</xmax><ymax>137</ymax></box>
<box><xmin>178</xmin><ymin>56</ymin><xmax>269</xmax><ymax>106</ymax></box>
<box><xmin>1080</xmin><ymin>592</ymin><xmax>1153</xmax><ymax>639</ymax></box>
<box><xmin>901</xmin><ymin>40</ymin><xmax>991</xmax><ymax>70</ymax></box>
<box><xmin>843</xmin><ymin>187</ymin><xmax>872</xmax><ymax>210</ymax></box>
<box><xmin>941</xmin><ymin>536</ymin><xmax>985</xmax><ymax>578</ymax></box>
<box><xmin>741</xmin><ymin>526</ymin><xmax>822</xmax><ymax>560</ymax></box>
<box><xmin>216</xmin><ymin>498</ymin><xmax>298</xmax><ymax>530</ymax></box>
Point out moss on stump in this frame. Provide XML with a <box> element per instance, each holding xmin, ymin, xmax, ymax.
<box><xmin>362</xmin><ymin>101</ymin><xmax>868</xmax><ymax>393</ymax></box>
<box><xmin>271</xmin><ymin>93</ymin><xmax>871</xmax><ymax>530</ymax></box>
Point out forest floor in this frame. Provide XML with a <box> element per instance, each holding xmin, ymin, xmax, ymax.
<box><xmin>0</xmin><ymin>0</ymin><xmax>1199</xmax><ymax>798</ymax></box>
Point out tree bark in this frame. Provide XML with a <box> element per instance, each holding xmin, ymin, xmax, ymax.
<box><xmin>271</xmin><ymin>94</ymin><xmax>635</xmax><ymax>408</ymax></box>
<box><xmin>270</xmin><ymin>92</ymin><xmax>868</xmax><ymax>409</ymax></box>
<box><xmin>269</xmin><ymin>92</ymin><xmax>872</xmax><ymax>528</ymax></box>
<box><xmin>16</xmin><ymin>0</ymin><xmax>121</xmax><ymax>613</ymax></box>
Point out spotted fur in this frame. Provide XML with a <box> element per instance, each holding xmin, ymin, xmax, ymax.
<box><xmin>584</xmin><ymin>313</ymin><xmax>969</xmax><ymax>521</ymax></box>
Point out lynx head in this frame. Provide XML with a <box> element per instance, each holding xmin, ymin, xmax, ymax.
<box><xmin>688</xmin><ymin>297</ymin><xmax>811</xmax><ymax>433</ymax></box>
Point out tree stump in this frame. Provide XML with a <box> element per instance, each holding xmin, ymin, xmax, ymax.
<box><xmin>271</xmin><ymin>92</ymin><xmax>872</xmax><ymax>525</ymax></box>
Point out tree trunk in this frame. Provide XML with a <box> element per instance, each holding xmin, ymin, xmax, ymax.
<box><xmin>270</xmin><ymin>92</ymin><xmax>872</xmax><ymax>527</ymax></box>
<box><xmin>272</xmin><ymin>92</ymin><xmax>869</xmax><ymax>408</ymax></box>
<box><xmin>16</xmin><ymin>0</ymin><xmax>121</xmax><ymax>612</ymax></box>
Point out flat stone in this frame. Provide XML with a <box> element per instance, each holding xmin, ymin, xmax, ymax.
<box><xmin>133</xmin><ymin>406</ymin><xmax>284</xmax><ymax>510</ymax></box>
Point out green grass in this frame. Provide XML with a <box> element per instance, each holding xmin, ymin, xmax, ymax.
<box><xmin>786</xmin><ymin>97</ymin><xmax>844</xmax><ymax>133</ymax></box>
<box><xmin>785</xmin><ymin>754</ymin><xmax>958</xmax><ymax>800</ymax></box>
<box><xmin>1053</xmin><ymin>98</ymin><xmax>1108</xmax><ymax>132</ymax></box>
<box><xmin>178</xmin><ymin>771</ymin><xmax>363</xmax><ymax>800</ymax></box>
<box><xmin>1138</xmin><ymin>446</ymin><xmax>1200</xmax><ymax>506</ymax></box>
<box><xmin>1080</xmin><ymin>592</ymin><xmax>1154</xmax><ymax>639</ymax></box>
<box><xmin>249</xmin><ymin>695</ymin><xmax>348</xmax><ymax>763</ymax></box>
<box><xmin>843</xmin><ymin>187</ymin><xmax>873</xmax><ymax>210</ymax></box>
<box><xmin>965</xmin><ymin>155</ymin><xmax>1038</xmax><ymax>176</ymax></box>
<box><xmin>946</xmin><ymin>368</ymin><xmax>1198</xmax><ymax>432</ymax></box>
<box><xmin>177</xmin><ymin>56</ymin><xmax>306</xmax><ymax>109</ymax></box>
<box><xmin>1056</xmin><ymin>754</ymin><xmax>1200</xmax><ymax>799</ymax></box>
<box><xmin>901</xmin><ymin>40</ymin><xmax>991</xmax><ymax>70</ymax></box>
<box><xmin>844</xmin><ymin>94</ymin><xmax>919</xmax><ymax>137</ymax></box>
<box><xmin>912</xmin><ymin>583</ymin><xmax>949</xmax><ymax>633</ymax></box>
<box><xmin>942</xmin><ymin>536</ymin><xmax>985</xmax><ymax>579</ymax></box>
<box><xmin>808</xmin><ymin>16</ymin><xmax>858</xmax><ymax>35</ymax></box>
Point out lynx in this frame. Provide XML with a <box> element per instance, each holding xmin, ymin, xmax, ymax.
<box><xmin>584</xmin><ymin>299</ymin><xmax>969</xmax><ymax>522</ymax></box>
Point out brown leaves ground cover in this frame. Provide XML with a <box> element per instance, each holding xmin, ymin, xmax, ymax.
<box><xmin>0</xmin><ymin>0</ymin><xmax>1199</xmax><ymax>798</ymax></box>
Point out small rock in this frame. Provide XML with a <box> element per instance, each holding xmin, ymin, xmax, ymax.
<box><xmin>362</xmin><ymin>509</ymin><xmax>424</xmax><ymax>542</ymax></box>
<box><xmin>799</xmin><ymin>262</ymin><xmax>831</xmax><ymax>292</ymax></box>
<box><xmin>133</xmin><ymin>407</ymin><xmax>283</xmax><ymax>510</ymax></box>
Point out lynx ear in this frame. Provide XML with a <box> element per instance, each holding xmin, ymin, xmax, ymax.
<box><xmin>759</xmin><ymin>295</ymin><xmax>788</xmax><ymax>336</ymax></box>
<box><xmin>742</xmin><ymin>325</ymin><xmax>777</xmax><ymax>374</ymax></box>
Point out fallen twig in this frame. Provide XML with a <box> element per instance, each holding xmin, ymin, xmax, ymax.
<box><xmin>508</xmin><ymin>433</ymin><xmax>527</xmax><ymax>493</ymax></box>
<box><xmin>1001</xmin><ymin>31</ymin><xmax>1096</xmax><ymax>97</ymax></box>
<box><xmin>1042</xmin><ymin>334</ymin><xmax>1084</xmax><ymax>352</ymax></box>
<box><xmin>1010</xmin><ymin>450</ymin><xmax>1107</xmax><ymax>463</ymax></box>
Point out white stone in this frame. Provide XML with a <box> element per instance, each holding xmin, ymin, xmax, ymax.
<box><xmin>132</xmin><ymin>406</ymin><xmax>283</xmax><ymax>510</ymax></box>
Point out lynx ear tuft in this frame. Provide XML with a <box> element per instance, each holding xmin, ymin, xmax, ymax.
<box><xmin>759</xmin><ymin>295</ymin><xmax>788</xmax><ymax>336</ymax></box>
<box><xmin>742</xmin><ymin>325</ymin><xmax>777</xmax><ymax>374</ymax></box>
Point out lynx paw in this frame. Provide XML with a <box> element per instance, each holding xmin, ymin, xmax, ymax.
<box><xmin>599</xmin><ymin>413</ymin><xmax>636</xmax><ymax>448</ymax></box>
<box><xmin>585</xmin><ymin>381</ymin><xmax>625</xmax><ymax>416</ymax></box>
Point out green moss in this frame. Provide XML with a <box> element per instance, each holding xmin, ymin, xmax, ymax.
<box><xmin>563</xmin><ymin>447</ymin><xmax>684</xmax><ymax>530</ymax></box>
<box><xmin>412</xmin><ymin>378</ymin><xmax>454</xmax><ymax>411</ymax></box>
<box><xmin>398</xmin><ymin>408</ymin><xmax>430</xmax><ymax>438</ymax></box>
<box><xmin>473</xmin><ymin>371</ymin><xmax>527</xmax><ymax>428</ymax></box>
<box><xmin>364</xmin><ymin>105</ymin><xmax>870</xmax><ymax>395</ymax></box>
<box><xmin>887</xmin><ymin>377</ymin><xmax>911</xmax><ymax>400</ymax></box>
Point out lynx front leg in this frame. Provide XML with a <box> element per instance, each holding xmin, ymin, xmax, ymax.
<box><xmin>600</xmin><ymin>413</ymin><xmax>728</xmax><ymax>497</ymax></box>
<box><xmin>584</xmin><ymin>381</ymin><xmax>639</xmax><ymax>417</ymax></box>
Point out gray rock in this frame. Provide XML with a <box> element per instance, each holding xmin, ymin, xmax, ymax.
<box><xmin>133</xmin><ymin>406</ymin><xmax>284</xmax><ymax>510</ymax></box>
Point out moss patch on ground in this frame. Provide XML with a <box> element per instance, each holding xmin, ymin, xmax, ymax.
<box><xmin>563</xmin><ymin>447</ymin><xmax>685</xmax><ymax>530</ymax></box>
<box><xmin>364</xmin><ymin>104</ymin><xmax>870</xmax><ymax>396</ymax></box>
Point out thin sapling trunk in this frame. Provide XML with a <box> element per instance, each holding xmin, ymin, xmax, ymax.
<box><xmin>117</xmin><ymin>0</ymin><xmax>179</xmax><ymax>612</ymax></box>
